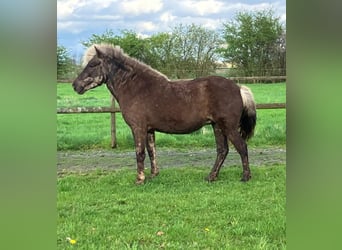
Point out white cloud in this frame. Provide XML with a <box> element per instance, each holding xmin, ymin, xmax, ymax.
<box><xmin>57</xmin><ymin>0</ymin><xmax>86</xmax><ymax>19</ymax></box>
<box><xmin>89</xmin><ymin>0</ymin><xmax>117</xmax><ymax>10</ymax></box>
<box><xmin>57</xmin><ymin>21</ymin><xmax>85</xmax><ymax>34</ymax></box>
<box><xmin>136</xmin><ymin>21</ymin><xmax>157</xmax><ymax>32</ymax></box>
<box><xmin>91</xmin><ymin>15</ymin><xmax>121</xmax><ymax>21</ymax></box>
<box><xmin>57</xmin><ymin>21</ymin><xmax>73</xmax><ymax>30</ymax></box>
<box><xmin>223</xmin><ymin>2</ymin><xmax>273</xmax><ymax>13</ymax></box>
<box><xmin>202</xmin><ymin>18</ymin><xmax>222</xmax><ymax>30</ymax></box>
<box><xmin>181</xmin><ymin>0</ymin><xmax>225</xmax><ymax>16</ymax></box>
<box><xmin>160</xmin><ymin>12</ymin><xmax>176</xmax><ymax>23</ymax></box>
<box><xmin>58</xmin><ymin>0</ymin><xmax>120</xmax><ymax>20</ymax></box>
<box><xmin>120</xmin><ymin>0</ymin><xmax>163</xmax><ymax>15</ymax></box>
<box><xmin>281</xmin><ymin>14</ymin><xmax>286</xmax><ymax>22</ymax></box>
<box><xmin>57</xmin><ymin>0</ymin><xmax>286</xmax><ymax>54</ymax></box>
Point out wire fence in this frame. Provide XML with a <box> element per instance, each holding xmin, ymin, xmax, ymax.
<box><xmin>57</xmin><ymin>68</ymin><xmax>286</xmax><ymax>83</ymax></box>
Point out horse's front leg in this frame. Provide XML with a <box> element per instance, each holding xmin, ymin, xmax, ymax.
<box><xmin>146</xmin><ymin>131</ymin><xmax>159</xmax><ymax>178</ymax></box>
<box><xmin>132</xmin><ymin>129</ymin><xmax>147</xmax><ymax>184</ymax></box>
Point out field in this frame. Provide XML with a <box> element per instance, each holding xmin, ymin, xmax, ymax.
<box><xmin>57</xmin><ymin>83</ymin><xmax>286</xmax><ymax>150</ymax></box>
<box><xmin>57</xmin><ymin>82</ymin><xmax>286</xmax><ymax>249</ymax></box>
<box><xmin>58</xmin><ymin>166</ymin><xmax>285</xmax><ymax>249</ymax></box>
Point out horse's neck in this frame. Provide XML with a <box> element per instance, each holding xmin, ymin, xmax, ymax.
<box><xmin>107</xmin><ymin>66</ymin><xmax>170</xmax><ymax>103</ymax></box>
<box><xmin>106</xmin><ymin>71</ymin><xmax>138</xmax><ymax>104</ymax></box>
<box><xmin>105</xmin><ymin>82</ymin><xmax>119</xmax><ymax>101</ymax></box>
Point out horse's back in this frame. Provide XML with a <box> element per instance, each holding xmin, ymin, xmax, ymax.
<box><xmin>155</xmin><ymin>76</ymin><xmax>242</xmax><ymax>131</ymax></box>
<box><xmin>186</xmin><ymin>75</ymin><xmax>242</xmax><ymax>107</ymax></box>
<box><xmin>171</xmin><ymin>75</ymin><xmax>240</xmax><ymax>96</ymax></box>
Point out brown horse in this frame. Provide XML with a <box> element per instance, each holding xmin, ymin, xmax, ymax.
<box><xmin>73</xmin><ymin>44</ymin><xmax>256</xmax><ymax>184</ymax></box>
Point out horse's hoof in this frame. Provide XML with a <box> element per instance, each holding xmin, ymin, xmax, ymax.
<box><xmin>147</xmin><ymin>173</ymin><xmax>159</xmax><ymax>180</ymax></box>
<box><xmin>135</xmin><ymin>179</ymin><xmax>145</xmax><ymax>185</ymax></box>
<box><xmin>150</xmin><ymin>172</ymin><xmax>159</xmax><ymax>178</ymax></box>
<box><xmin>205</xmin><ymin>175</ymin><xmax>217</xmax><ymax>182</ymax></box>
<box><xmin>240</xmin><ymin>174</ymin><xmax>251</xmax><ymax>182</ymax></box>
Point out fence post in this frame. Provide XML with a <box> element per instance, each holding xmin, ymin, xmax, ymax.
<box><xmin>110</xmin><ymin>95</ymin><xmax>117</xmax><ymax>148</ymax></box>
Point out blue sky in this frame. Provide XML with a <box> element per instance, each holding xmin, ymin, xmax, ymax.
<box><xmin>57</xmin><ymin>0</ymin><xmax>286</xmax><ymax>60</ymax></box>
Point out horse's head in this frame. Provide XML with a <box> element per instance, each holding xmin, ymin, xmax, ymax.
<box><xmin>73</xmin><ymin>44</ymin><xmax>136</xmax><ymax>95</ymax></box>
<box><xmin>72</xmin><ymin>46</ymin><xmax>111</xmax><ymax>94</ymax></box>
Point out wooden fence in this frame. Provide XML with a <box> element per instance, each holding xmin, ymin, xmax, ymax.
<box><xmin>57</xmin><ymin>96</ymin><xmax>285</xmax><ymax>148</ymax></box>
<box><xmin>58</xmin><ymin>75</ymin><xmax>286</xmax><ymax>147</ymax></box>
<box><xmin>228</xmin><ymin>76</ymin><xmax>286</xmax><ymax>83</ymax></box>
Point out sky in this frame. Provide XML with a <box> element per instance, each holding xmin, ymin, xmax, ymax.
<box><xmin>57</xmin><ymin>0</ymin><xmax>286</xmax><ymax>60</ymax></box>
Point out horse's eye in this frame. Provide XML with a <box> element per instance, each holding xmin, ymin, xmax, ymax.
<box><xmin>88</xmin><ymin>60</ymin><xmax>100</xmax><ymax>67</ymax></box>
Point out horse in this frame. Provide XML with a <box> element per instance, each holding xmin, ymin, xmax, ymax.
<box><xmin>72</xmin><ymin>44</ymin><xmax>257</xmax><ymax>184</ymax></box>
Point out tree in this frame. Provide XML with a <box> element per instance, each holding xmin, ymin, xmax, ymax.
<box><xmin>221</xmin><ymin>9</ymin><xmax>285</xmax><ymax>77</ymax></box>
<box><xmin>166</xmin><ymin>24</ymin><xmax>222</xmax><ymax>78</ymax></box>
<box><xmin>81</xmin><ymin>24</ymin><xmax>222</xmax><ymax>79</ymax></box>
<box><xmin>82</xmin><ymin>29</ymin><xmax>150</xmax><ymax>62</ymax></box>
<box><xmin>144</xmin><ymin>32</ymin><xmax>173</xmax><ymax>73</ymax></box>
<box><xmin>57</xmin><ymin>45</ymin><xmax>73</xmax><ymax>79</ymax></box>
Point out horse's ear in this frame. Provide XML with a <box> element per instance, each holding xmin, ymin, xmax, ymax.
<box><xmin>94</xmin><ymin>46</ymin><xmax>105</xmax><ymax>59</ymax></box>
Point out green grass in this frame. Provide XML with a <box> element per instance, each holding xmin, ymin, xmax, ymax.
<box><xmin>57</xmin><ymin>83</ymin><xmax>286</xmax><ymax>150</ymax></box>
<box><xmin>57</xmin><ymin>165</ymin><xmax>285</xmax><ymax>249</ymax></box>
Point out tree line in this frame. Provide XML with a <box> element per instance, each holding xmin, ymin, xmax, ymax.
<box><xmin>58</xmin><ymin>9</ymin><xmax>285</xmax><ymax>80</ymax></box>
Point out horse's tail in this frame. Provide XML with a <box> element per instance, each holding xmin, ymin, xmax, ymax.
<box><xmin>239</xmin><ymin>85</ymin><xmax>257</xmax><ymax>140</ymax></box>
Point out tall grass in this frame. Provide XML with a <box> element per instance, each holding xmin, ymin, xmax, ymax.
<box><xmin>57</xmin><ymin>83</ymin><xmax>286</xmax><ymax>150</ymax></box>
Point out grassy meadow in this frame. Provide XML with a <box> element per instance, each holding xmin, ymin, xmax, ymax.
<box><xmin>58</xmin><ymin>165</ymin><xmax>285</xmax><ymax>249</ymax></box>
<box><xmin>57</xmin><ymin>82</ymin><xmax>286</xmax><ymax>150</ymax></box>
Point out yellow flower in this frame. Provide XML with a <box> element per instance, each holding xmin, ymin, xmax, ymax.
<box><xmin>204</xmin><ymin>227</ymin><xmax>210</xmax><ymax>232</ymax></box>
<box><xmin>66</xmin><ymin>237</ymin><xmax>77</xmax><ymax>244</ymax></box>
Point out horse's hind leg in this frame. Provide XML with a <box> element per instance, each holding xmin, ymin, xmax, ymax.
<box><xmin>146</xmin><ymin>131</ymin><xmax>159</xmax><ymax>178</ymax></box>
<box><xmin>228</xmin><ymin>130</ymin><xmax>251</xmax><ymax>181</ymax></box>
<box><xmin>206</xmin><ymin>124</ymin><xmax>228</xmax><ymax>182</ymax></box>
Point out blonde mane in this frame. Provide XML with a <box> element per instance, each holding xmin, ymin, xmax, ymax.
<box><xmin>82</xmin><ymin>43</ymin><xmax>169</xmax><ymax>80</ymax></box>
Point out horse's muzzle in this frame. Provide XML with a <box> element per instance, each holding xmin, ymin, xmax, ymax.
<box><xmin>72</xmin><ymin>80</ymin><xmax>86</xmax><ymax>94</ymax></box>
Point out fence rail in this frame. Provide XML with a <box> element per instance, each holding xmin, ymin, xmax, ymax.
<box><xmin>57</xmin><ymin>75</ymin><xmax>286</xmax><ymax>84</ymax></box>
<box><xmin>57</xmin><ymin>103</ymin><xmax>285</xmax><ymax>114</ymax></box>
<box><xmin>256</xmin><ymin>103</ymin><xmax>286</xmax><ymax>109</ymax></box>
<box><xmin>229</xmin><ymin>76</ymin><xmax>286</xmax><ymax>83</ymax></box>
<box><xmin>57</xmin><ymin>101</ymin><xmax>285</xmax><ymax>148</ymax></box>
<box><xmin>57</xmin><ymin>107</ymin><xmax>121</xmax><ymax>114</ymax></box>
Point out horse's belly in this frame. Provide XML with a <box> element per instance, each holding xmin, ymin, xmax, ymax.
<box><xmin>152</xmin><ymin>118</ymin><xmax>211</xmax><ymax>134</ymax></box>
<box><xmin>147</xmin><ymin>100</ymin><xmax>212</xmax><ymax>134</ymax></box>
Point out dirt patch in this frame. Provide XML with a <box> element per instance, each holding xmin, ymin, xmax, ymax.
<box><xmin>57</xmin><ymin>146</ymin><xmax>285</xmax><ymax>174</ymax></box>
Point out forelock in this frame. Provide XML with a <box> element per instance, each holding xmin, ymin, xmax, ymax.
<box><xmin>82</xmin><ymin>43</ymin><xmax>123</xmax><ymax>67</ymax></box>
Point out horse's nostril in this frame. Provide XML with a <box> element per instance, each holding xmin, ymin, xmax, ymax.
<box><xmin>72</xmin><ymin>83</ymin><xmax>77</xmax><ymax>91</ymax></box>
